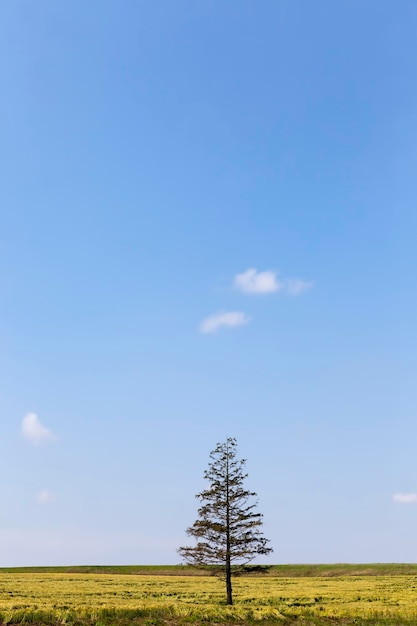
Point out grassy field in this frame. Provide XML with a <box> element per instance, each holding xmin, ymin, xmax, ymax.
<box><xmin>3</xmin><ymin>563</ymin><xmax>417</xmax><ymax>576</ymax></box>
<box><xmin>2</xmin><ymin>567</ymin><xmax>417</xmax><ymax>625</ymax></box>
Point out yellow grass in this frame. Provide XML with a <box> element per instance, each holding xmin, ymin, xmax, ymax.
<box><xmin>1</xmin><ymin>572</ymin><xmax>417</xmax><ymax>623</ymax></box>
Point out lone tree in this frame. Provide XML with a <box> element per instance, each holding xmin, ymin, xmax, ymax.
<box><xmin>178</xmin><ymin>437</ymin><xmax>273</xmax><ymax>605</ymax></box>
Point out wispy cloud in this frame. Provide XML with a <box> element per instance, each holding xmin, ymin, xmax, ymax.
<box><xmin>21</xmin><ymin>413</ymin><xmax>56</xmax><ymax>445</ymax></box>
<box><xmin>200</xmin><ymin>311</ymin><xmax>251</xmax><ymax>334</ymax></box>
<box><xmin>37</xmin><ymin>490</ymin><xmax>55</xmax><ymax>504</ymax></box>
<box><xmin>285</xmin><ymin>278</ymin><xmax>314</xmax><ymax>295</ymax></box>
<box><xmin>234</xmin><ymin>268</ymin><xmax>313</xmax><ymax>295</ymax></box>
<box><xmin>393</xmin><ymin>492</ymin><xmax>417</xmax><ymax>504</ymax></box>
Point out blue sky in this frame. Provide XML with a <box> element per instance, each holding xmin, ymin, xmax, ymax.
<box><xmin>1</xmin><ymin>0</ymin><xmax>417</xmax><ymax>566</ymax></box>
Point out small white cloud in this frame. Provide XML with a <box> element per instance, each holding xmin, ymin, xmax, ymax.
<box><xmin>393</xmin><ymin>492</ymin><xmax>417</xmax><ymax>504</ymax></box>
<box><xmin>37</xmin><ymin>490</ymin><xmax>55</xmax><ymax>504</ymax></box>
<box><xmin>234</xmin><ymin>268</ymin><xmax>313</xmax><ymax>296</ymax></box>
<box><xmin>21</xmin><ymin>413</ymin><xmax>56</xmax><ymax>445</ymax></box>
<box><xmin>285</xmin><ymin>278</ymin><xmax>314</xmax><ymax>295</ymax></box>
<box><xmin>234</xmin><ymin>268</ymin><xmax>282</xmax><ymax>294</ymax></box>
<box><xmin>200</xmin><ymin>311</ymin><xmax>251</xmax><ymax>334</ymax></box>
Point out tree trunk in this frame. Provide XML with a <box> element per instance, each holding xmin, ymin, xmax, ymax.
<box><xmin>226</xmin><ymin>554</ymin><xmax>233</xmax><ymax>605</ymax></box>
<box><xmin>225</xmin><ymin>441</ymin><xmax>233</xmax><ymax>605</ymax></box>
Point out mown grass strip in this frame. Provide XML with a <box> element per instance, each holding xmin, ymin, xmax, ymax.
<box><xmin>2</xmin><ymin>563</ymin><xmax>417</xmax><ymax>577</ymax></box>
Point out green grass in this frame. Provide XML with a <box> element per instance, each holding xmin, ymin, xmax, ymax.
<box><xmin>0</xmin><ymin>565</ymin><xmax>194</xmax><ymax>576</ymax></box>
<box><xmin>2</xmin><ymin>563</ymin><xmax>417</xmax><ymax>576</ymax></box>
<box><xmin>268</xmin><ymin>563</ymin><xmax>417</xmax><ymax>577</ymax></box>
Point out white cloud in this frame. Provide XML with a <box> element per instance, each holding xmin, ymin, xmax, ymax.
<box><xmin>21</xmin><ymin>413</ymin><xmax>56</xmax><ymax>445</ymax></box>
<box><xmin>37</xmin><ymin>490</ymin><xmax>55</xmax><ymax>504</ymax></box>
<box><xmin>234</xmin><ymin>268</ymin><xmax>313</xmax><ymax>296</ymax></box>
<box><xmin>393</xmin><ymin>492</ymin><xmax>417</xmax><ymax>504</ymax></box>
<box><xmin>285</xmin><ymin>278</ymin><xmax>314</xmax><ymax>295</ymax></box>
<box><xmin>200</xmin><ymin>311</ymin><xmax>251</xmax><ymax>334</ymax></box>
<box><xmin>234</xmin><ymin>268</ymin><xmax>282</xmax><ymax>294</ymax></box>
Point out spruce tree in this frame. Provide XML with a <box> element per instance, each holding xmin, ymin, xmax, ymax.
<box><xmin>178</xmin><ymin>437</ymin><xmax>273</xmax><ymax>605</ymax></box>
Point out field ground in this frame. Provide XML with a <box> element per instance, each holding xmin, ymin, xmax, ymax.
<box><xmin>1</xmin><ymin>566</ymin><xmax>417</xmax><ymax>625</ymax></box>
<box><xmin>3</xmin><ymin>563</ymin><xmax>417</xmax><ymax>577</ymax></box>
